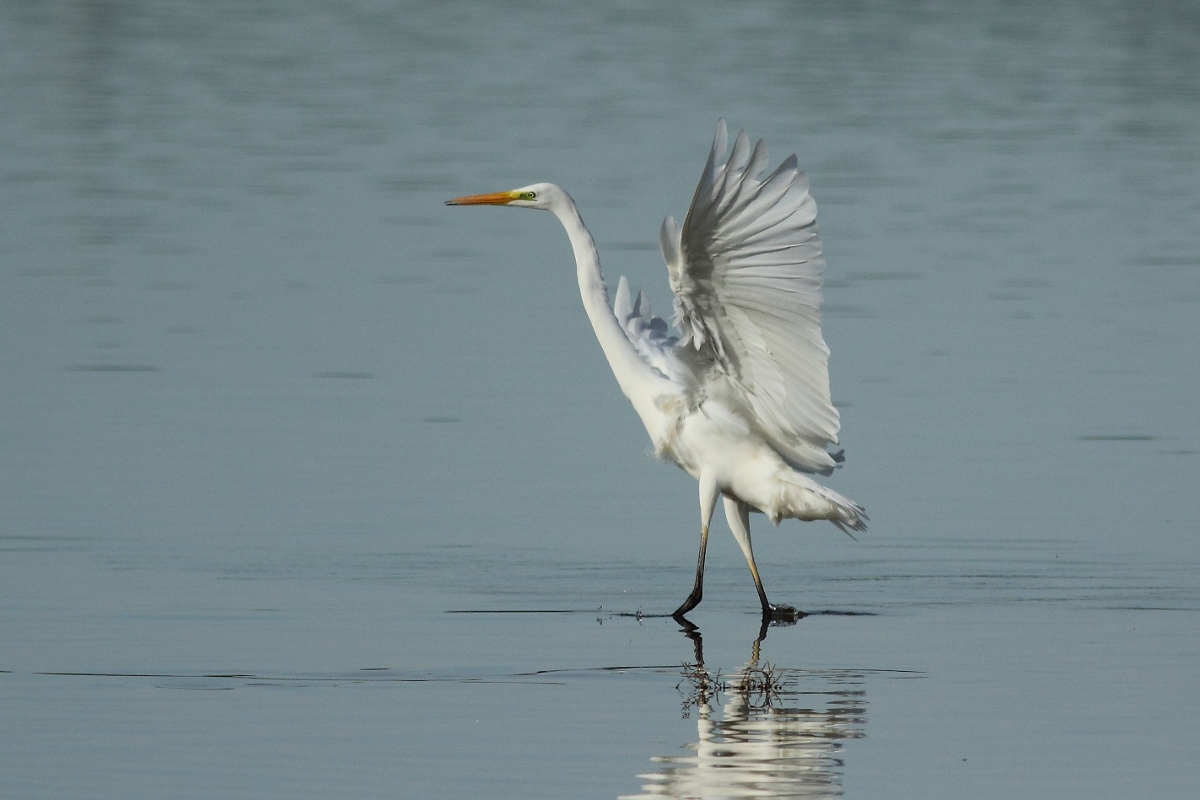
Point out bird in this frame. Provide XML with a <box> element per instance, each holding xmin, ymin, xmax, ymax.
<box><xmin>446</xmin><ymin>120</ymin><xmax>865</xmax><ymax>621</ymax></box>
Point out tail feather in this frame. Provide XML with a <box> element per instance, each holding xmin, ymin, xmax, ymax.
<box><xmin>825</xmin><ymin>488</ymin><xmax>868</xmax><ymax>535</ymax></box>
<box><xmin>777</xmin><ymin>475</ymin><xmax>868</xmax><ymax>534</ymax></box>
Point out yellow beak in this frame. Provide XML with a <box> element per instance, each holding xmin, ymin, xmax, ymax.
<box><xmin>444</xmin><ymin>190</ymin><xmax>521</xmax><ymax>206</ymax></box>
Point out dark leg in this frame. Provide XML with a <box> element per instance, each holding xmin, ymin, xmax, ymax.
<box><xmin>673</xmin><ymin>524</ymin><xmax>708</xmax><ymax>618</ymax></box>
<box><xmin>673</xmin><ymin>475</ymin><xmax>719</xmax><ymax>619</ymax></box>
<box><xmin>723</xmin><ymin>497</ymin><xmax>803</xmax><ymax>623</ymax></box>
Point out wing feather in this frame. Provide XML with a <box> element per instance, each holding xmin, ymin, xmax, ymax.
<box><xmin>614</xmin><ymin>275</ymin><xmax>691</xmax><ymax>389</ymax></box>
<box><xmin>662</xmin><ymin>120</ymin><xmax>842</xmax><ymax>474</ymax></box>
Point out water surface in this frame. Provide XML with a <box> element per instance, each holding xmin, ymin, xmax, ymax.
<box><xmin>2</xmin><ymin>1</ymin><xmax>1198</xmax><ymax>798</ymax></box>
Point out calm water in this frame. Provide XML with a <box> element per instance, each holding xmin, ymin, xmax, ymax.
<box><xmin>2</xmin><ymin>1</ymin><xmax>1198</xmax><ymax>798</ymax></box>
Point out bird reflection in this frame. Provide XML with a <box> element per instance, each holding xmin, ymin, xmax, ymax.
<box><xmin>621</xmin><ymin>624</ymin><xmax>866</xmax><ymax>799</ymax></box>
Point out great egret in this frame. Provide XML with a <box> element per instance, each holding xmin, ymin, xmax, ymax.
<box><xmin>447</xmin><ymin>120</ymin><xmax>865</xmax><ymax>620</ymax></box>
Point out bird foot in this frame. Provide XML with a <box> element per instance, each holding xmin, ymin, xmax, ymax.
<box><xmin>672</xmin><ymin>592</ymin><xmax>703</xmax><ymax>620</ymax></box>
<box><xmin>766</xmin><ymin>603</ymin><xmax>805</xmax><ymax>624</ymax></box>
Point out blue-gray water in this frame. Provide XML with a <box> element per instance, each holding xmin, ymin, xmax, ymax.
<box><xmin>2</xmin><ymin>1</ymin><xmax>1198</xmax><ymax>798</ymax></box>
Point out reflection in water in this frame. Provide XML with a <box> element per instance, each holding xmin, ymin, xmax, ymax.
<box><xmin>622</xmin><ymin>627</ymin><xmax>867</xmax><ymax>799</ymax></box>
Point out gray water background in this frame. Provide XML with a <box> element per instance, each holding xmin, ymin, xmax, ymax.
<box><xmin>2</xmin><ymin>1</ymin><xmax>1198</xmax><ymax>798</ymax></box>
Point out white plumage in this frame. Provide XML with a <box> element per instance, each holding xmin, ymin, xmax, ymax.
<box><xmin>447</xmin><ymin>120</ymin><xmax>865</xmax><ymax>620</ymax></box>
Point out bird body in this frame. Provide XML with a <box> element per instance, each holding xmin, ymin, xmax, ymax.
<box><xmin>447</xmin><ymin>121</ymin><xmax>865</xmax><ymax>619</ymax></box>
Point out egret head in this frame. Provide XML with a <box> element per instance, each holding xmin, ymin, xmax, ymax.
<box><xmin>445</xmin><ymin>182</ymin><xmax>561</xmax><ymax>211</ymax></box>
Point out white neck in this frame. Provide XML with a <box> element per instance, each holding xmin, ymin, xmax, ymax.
<box><xmin>548</xmin><ymin>196</ymin><xmax>669</xmax><ymax>427</ymax></box>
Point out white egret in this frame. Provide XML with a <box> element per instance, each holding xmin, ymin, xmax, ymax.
<box><xmin>447</xmin><ymin>120</ymin><xmax>865</xmax><ymax>620</ymax></box>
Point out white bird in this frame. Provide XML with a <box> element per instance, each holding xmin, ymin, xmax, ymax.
<box><xmin>447</xmin><ymin>120</ymin><xmax>865</xmax><ymax>620</ymax></box>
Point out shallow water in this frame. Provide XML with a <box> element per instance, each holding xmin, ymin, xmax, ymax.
<box><xmin>2</xmin><ymin>1</ymin><xmax>1199</xmax><ymax>798</ymax></box>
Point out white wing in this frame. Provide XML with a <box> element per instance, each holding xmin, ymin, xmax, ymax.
<box><xmin>613</xmin><ymin>275</ymin><xmax>694</xmax><ymax>390</ymax></box>
<box><xmin>659</xmin><ymin>120</ymin><xmax>841</xmax><ymax>474</ymax></box>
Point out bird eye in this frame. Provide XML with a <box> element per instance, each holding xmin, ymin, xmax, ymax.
<box><xmin>523</xmin><ymin>191</ymin><xmax>537</xmax><ymax>200</ymax></box>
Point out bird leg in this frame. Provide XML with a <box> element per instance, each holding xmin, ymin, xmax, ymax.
<box><xmin>723</xmin><ymin>497</ymin><xmax>803</xmax><ymax>623</ymax></box>
<box><xmin>673</xmin><ymin>475</ymin><xmax>720</xmax><ymax>619</ymax></box>
<box><xmin>673</xmin><ymin>525</ymin><xmax>708</xmax><ymax>618</ymax></box>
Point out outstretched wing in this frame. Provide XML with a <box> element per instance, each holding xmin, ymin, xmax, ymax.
<box><xmin>659</xmin><ymin>119</ymin><xmax>841</xmax><ymax>474</ymax></box>
<box><xmin>613</xmin><ymin>275</ymin><xmax>694</xmax><ymax>390</ymax></box>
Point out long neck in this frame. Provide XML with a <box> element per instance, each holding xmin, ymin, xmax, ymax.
<box><xmin>550</xmin><ymin>197</ymin><xmax>668</xmax><ymax>425</ymax></box>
